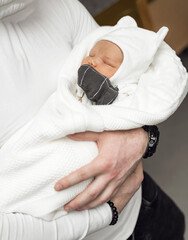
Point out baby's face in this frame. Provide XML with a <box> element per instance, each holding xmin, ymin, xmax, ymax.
<box><xmin>81</xmin><ymin>40</ymin><xmax>123</xmax><ymax>79</ymax></box>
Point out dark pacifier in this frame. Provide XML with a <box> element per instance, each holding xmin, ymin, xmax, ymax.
<box><xmin>78</xmin><ymin>64</ymin><xmax>119</xmax><ymax>105</ymax></box>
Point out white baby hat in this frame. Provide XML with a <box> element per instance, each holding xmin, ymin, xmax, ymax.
<box><xmin>98</xmin><ymin>16</ymin><xmax>169</xmax><ymax>89</ymax></box>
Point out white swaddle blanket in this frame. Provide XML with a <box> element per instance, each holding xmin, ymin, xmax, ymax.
<box><xmin>0</xmin><ymin>17</ymin><xmax>187</xmax><ymax>221</ymax></box>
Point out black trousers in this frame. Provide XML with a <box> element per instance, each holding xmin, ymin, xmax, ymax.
<box><xmin>127</xmin><ymin>172</ymin><xmax>185</xmax><ymax>240</ymax></box>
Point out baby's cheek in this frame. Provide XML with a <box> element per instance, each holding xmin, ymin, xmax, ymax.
<box><xmin>108</xmin><ymin>68</ymin><xmax>118</xmax><ymax>78</ymax></box>
<box><xmin>97</xmin><ymin>66</ymin><xmax>117</xmax><ymax>79</ymax></box>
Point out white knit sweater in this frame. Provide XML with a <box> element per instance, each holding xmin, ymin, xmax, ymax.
<box><xmin>0</xmin><ymin>16</ymin><xmax>187</xmax><ymax>221</ymax></box>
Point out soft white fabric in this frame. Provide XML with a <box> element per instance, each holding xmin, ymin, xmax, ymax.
<box><xmin>0</xmin><ymin>1</ymin><xmax>187</xmax><ymax>239</ymax></box>
<box><xmin>0</xmin><ymin>191</ymin><xmax>141</xmax><ymax>240</ymax></box>
<box><xmin>0</xmin><ymin>0</ymin><xmax>98</xmax><ymax>148</ymax></box>
<box><xmin>0</xmin><ymin>14</ymin><xmax>187</xmax><ymax>223</ymax></box>
<box><xmin>0</xmin><ymin>204</ymin><xmax>111</xmax><ymax>240</ymax></box>
<box><xmin>0</xmin><ymin>0</ymin><xmax>120</xmax><ymax>238</ymax></box>
<box><xmin>0</xmin><ymin>0</ymin><xmax>34</xmax><ymax>22</ymax></box>
<box><xmin>0</xmin><ymin>1</ymin><xmax>141</xmax><ymax>238</ymax></box>
<box><xmin>73</xmin><ymin>18</ymin><xmax>188</xmax><ymax>130</ymax></box>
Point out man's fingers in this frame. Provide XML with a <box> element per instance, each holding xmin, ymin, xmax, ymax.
<box><xmin>54</xmin><ymin>156</ymin><xmax>105</xmax><ymax>191</ymax></box>
<box><xmin>68</xmin><ymin>131</ymin><xmax>100</xmax><ymax>142</ymax></box>
<box><xmin>80</xmin><ymin>162</ymin><xmax>143</xmax><ymax>213</ymax></box>
<box><xmin>78</xmin><ymin>185</ymin><xmax>120</xmax><ymax>211</ymax></box>
<box><xmin>64</xmin><ymin>174</ymin><xmax>110</xmax><ymax>211</ymax></box>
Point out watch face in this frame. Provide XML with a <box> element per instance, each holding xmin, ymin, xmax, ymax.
<box><xmin>148</xmin><ymin>134</ymin><xmax>157</xmax><ymax>147</ymax></box>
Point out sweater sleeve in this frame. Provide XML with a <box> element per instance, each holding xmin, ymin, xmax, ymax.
<box><xmin>56</xmin><ymin>204</ymin><xmax>112</xmax><ymax>239</ymax></box>
<box><xmin>0</xmin><ymin>204</ymin><xmax>112</xmax><ymax>240</ymax></box>
<box><xmin>63</xmin><ymin>0</ymin><xmax>99</xmax><ymax>47</ymax></box>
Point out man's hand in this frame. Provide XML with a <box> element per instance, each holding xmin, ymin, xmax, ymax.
<box><xmin>111</xmin><ymin>161</ymin><xmax>144</xmax><ymax>214</ymax></box>
<box><xmin>54</xmin><ymin>128</ymin><xmax>148</xmax><ymax>212</ymax></box>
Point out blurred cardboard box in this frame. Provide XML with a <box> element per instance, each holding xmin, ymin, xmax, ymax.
<box><xmin>94</xmin><ymin>0</ymin><xmax>188</xmax><ymax>54</ymax></box>
<box><xmin>148</xmin><ymin>0</ymin><xmax>188</xmax><ymax>53</ymax></box>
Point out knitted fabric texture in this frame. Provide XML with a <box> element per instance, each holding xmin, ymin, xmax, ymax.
<box><xmin>0</xmin><ymin>16</ymin><xmax>187</xmax><ymax>220</ymax></box>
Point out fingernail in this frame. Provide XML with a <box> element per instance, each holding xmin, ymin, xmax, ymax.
<box><xmin>55</xmin><ymin>183</ymin><xmax>63</xmax><ymax>191</ymax></box>
<box><xmin>65</xmin><ymin>206</ymin><xmax>73</xmax><ymax>212</ymax></box>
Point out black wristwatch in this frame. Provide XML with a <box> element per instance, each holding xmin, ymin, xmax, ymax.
<box><xmin>142</xmin><ymin>125</ymin><xmax>160</xmax><ymax>159</ymax></box>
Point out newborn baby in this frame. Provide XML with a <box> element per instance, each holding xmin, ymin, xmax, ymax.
<box><xmin>75</xmin><ymin>19</ymin><xmax>169</xmax><ymax>108</ymax></box>
<box><xmin>1</xmin><ymin>16</ymin><xmax>185</xmax><ymax>221</ymax></box>
<box><xmin>77</xmin><ymin>40</ymin><xmax>122</xmax><ymax>105</ymax></box>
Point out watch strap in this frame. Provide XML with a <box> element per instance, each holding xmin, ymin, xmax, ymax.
<box><xmin>142</xmin><ymin>125</ymin><xmax>160</xmax><ymax>159</ymax></box>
